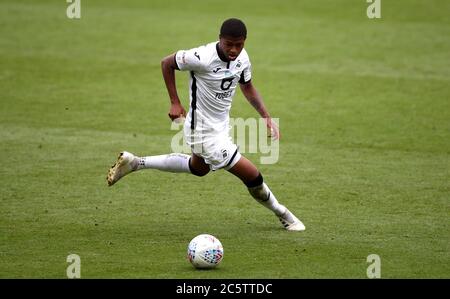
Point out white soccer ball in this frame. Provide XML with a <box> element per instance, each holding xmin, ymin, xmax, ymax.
<box><xmin>187</xmin><ymin>234</ymin><xmax>224</xmax><ymax>269</ymax></box>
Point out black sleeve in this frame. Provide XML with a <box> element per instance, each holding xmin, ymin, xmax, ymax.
<box><xmin>173</xmin><ymin>53</ymin><xmax>180</xmax><ymax>70</ymax></box>
<box><xmin>239</xmin><ymin>70</ymin><xmax>251</xmax><ymax>84</ymax></box>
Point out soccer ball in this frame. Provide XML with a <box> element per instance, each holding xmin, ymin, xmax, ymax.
<box><xmin>187</xmin><ymin>234</ymin><xmax>224</xmax><ymax>269</ymax></box>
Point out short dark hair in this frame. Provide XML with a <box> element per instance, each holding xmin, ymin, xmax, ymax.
<box><xmin>220</xmin><ymin>18</ymin><xmax>247</xmax><ymax>39</ymax></box>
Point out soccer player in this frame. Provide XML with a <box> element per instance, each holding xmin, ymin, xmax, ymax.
<box><xmin>107</xmin><ymin>18</ymin><xmax>305</xmax><ymax>231</ymax></box>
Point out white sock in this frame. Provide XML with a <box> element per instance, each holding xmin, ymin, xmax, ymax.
<box><xmin>137</xmin><ymin>153</ymin><xmax>191</xmax><ymax>173</ymax></box>
<box><xmin>248</xmin><ymin>183</ymin><xmax>287</xmax><ymax>216</ymax></box>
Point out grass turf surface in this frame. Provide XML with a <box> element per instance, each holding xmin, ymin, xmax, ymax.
<box><xmin>0</xmin><ymin>0</ymin><xmax>449</xmax><ymax>278</ymax></box>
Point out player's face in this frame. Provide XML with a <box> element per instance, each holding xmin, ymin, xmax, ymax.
<box><xmin>219</xmin><ymin>36</ymin><xmax>246</xmax><ymax>61</ymax></box>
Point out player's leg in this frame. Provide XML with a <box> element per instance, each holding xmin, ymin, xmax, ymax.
<box><xmin>227</xmin><ymin>156</ymin><xmax>285</xmax><ymax>216</ymax></box>
<box><xmin>226</xmin><ymin>155</ymin><xmax>305</xmax><ymax>231</ymax></box>
<box><xmin>107</xmin><ymin>151</ymin><xmax>209</xmax><ymax>186</ymax></box>
<box><xmin>187</xmin><ymin>153</ymin><xmax>210</xmax><ymax>177</ymax></box>
<box><xmin>137</xmin><ymin>152</ymin><xmax>209</xmax><ymax>176</ymax></box>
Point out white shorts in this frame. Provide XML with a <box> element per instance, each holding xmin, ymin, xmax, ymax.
<box><xmin>184</xmin><ymin>127</ymin><xmax>241</xmax><ymax>171</ymax></box>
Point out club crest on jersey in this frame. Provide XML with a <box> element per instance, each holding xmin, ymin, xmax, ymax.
<box><xmin>236</xmin><ymin>60</ymin><xmax>242</xmax><ymax>68</ymax></box>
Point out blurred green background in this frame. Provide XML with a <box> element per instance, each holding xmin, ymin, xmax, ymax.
<box><xmin>0</xmin><ymin>0</ymin><xmax>449</xmax><ymax>278</ymax></box>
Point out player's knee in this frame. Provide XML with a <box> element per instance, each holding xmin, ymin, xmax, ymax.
<box><xmin>245</xmin><ymin>172</ymin><xmax>263</xmax><ymax>188</ymax></box>
<box><xmin>192</xmin><ymin>169</ymin><xmax>210</xmax><ymax>177</ymax></box>
<box><xmin>188</xmin><ymin>158</ymin><xmax>210</xmax><ymax>177</ymax></box>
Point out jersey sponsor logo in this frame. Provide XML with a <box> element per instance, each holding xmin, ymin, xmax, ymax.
<box><xmin>215</xmin><ymin>90</ymin><xmax>233</xmax><ymax>100</ymax></box>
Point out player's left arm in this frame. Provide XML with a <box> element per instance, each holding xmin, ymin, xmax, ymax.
<box><xmin>240</xmin><ymin>81</ymin><xmax>280</xmax><ymax>140</ymax></box>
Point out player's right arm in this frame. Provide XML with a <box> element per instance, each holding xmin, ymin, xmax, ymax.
<box><xmin>161</xmin><ymin>53</ymin><xmax>186</xmax><ymax>121</ymax></box>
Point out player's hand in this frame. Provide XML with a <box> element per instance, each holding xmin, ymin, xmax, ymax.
<box><xmin>264</xmin><ymin>117</ymin><xmax>280</xmax><ymax>140</ymax></box>
<box><xmin>168</xmin><ymin>103</ymin><xmax>186</xmax><ymax>122</ymax></box>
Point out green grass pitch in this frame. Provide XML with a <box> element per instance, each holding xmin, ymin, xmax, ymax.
<box><xmin>0</xmin><ymin>0</ymin><xmax>449</xmax><ymax>278</ymax></box>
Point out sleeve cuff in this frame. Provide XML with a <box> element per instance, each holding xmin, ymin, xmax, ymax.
<box><xmin>173</xmin><ymin>53</ymin><xmax>180</xmax><ymax>70</ymax></box>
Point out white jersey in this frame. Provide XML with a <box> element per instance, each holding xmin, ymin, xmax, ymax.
<box><xmin>175</xmin><ymin>41</ymin><xmax>252</xmax><ymax>141</ymax></box>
